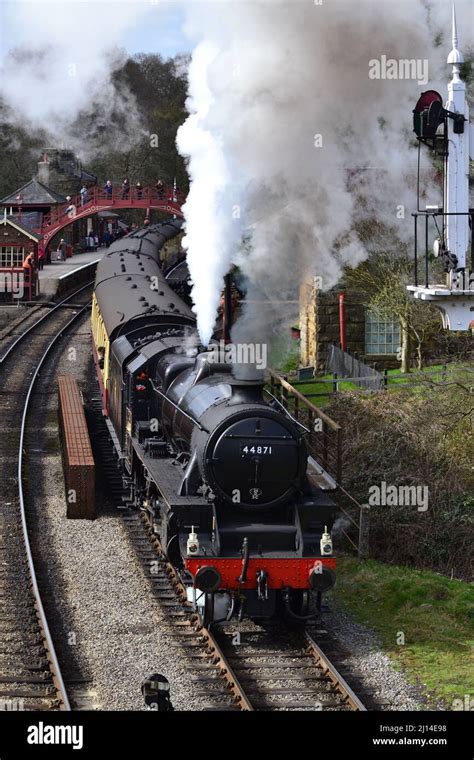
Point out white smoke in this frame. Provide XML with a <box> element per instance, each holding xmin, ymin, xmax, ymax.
<box><xmin>177</xmin><ymin>0</ymin><xmax>473</xmax><ymax>346</ymax></box>
<box><xmin>0</xmin><ymin>0</ymin><xmax>156</xmax><ymax>153</ymax></box>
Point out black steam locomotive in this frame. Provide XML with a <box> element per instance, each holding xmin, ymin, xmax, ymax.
<box><xmin>91</xmin><ymin>221</ymin><xmax>336</xmax><ymax>624</ymax></box>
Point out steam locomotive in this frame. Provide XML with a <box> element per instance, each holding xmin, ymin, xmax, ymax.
<box><xmin>91</xmin><ymin>221</ymin><xmax>336</xmax><ymax>624</ymax></box>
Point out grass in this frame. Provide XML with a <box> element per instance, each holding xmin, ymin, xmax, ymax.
<box><xmin>283</xmin><ymin>362</ymin><xmax>473</xmax><ymax>407</ymax></box>
<box><xmin>330</xmin><ymin>556</ymin><xmax>474</xmax><ymax>707</ymax></box>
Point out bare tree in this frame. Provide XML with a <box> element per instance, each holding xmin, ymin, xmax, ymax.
<box><xmin>346</xmin><ymin>252</ymin><xmax>441</xmax><ymax>372</ymax></box>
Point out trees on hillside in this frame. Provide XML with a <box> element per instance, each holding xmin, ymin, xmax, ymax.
<box><xmin>0</xmin><ymin>53</ymin><xmax>190</xmax><ymax>199</ymax></box>
<box><xmin>0</xmin><ymin>102</ymin><xmax>46</xmax><ymax>198</ymax></box>
<box><xmin>86</xmin><ymin>53</ymin><xmax>189</xmax><ymax>190</ymax></box>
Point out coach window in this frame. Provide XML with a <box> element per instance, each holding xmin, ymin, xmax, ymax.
<box><xmin>365</xmin><ymin>309</ymin><xmax>400</xmax><ymax>355</ymax></box>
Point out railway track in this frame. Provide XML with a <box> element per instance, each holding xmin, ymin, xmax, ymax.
<box><xmin>207</xmin><ymin>624</ymin><xmax>366</xmax><ymax>711</ymax></box>
<box><xmin>88</xmin><ymin>404</ymin><xmax>367</xmax><ymax>711</ymax></box>
<box><xmin>0</xmin><ymin>284</ymin><xmax>93</xmax><ymax>711</ymax></box>
<box><xmin>127</xmin><ymin>510</ymin><xmax>365</xmax><ymax>711</ymax></box>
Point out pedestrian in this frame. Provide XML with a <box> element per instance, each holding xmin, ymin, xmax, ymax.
<box><xmin>22</xmin><ymin>251</ymin><xmax>34</xmax><ymax>295</ymax></box>
<box><xmin>65</xmin><ymin>195</ymin><xmax>76</xmax><ymax>218</ymax></box>
<box><xmin>104</xmin><ymin>180</ymin><xmax>113</xmax><ymax>198</ymax></box>
<box><xmin>58</xmin><ymin>238</ymin><xmax>67</xmax><ymax>262</ymax></box>
<box><xmin>37</xmin><ymin>245</ymin><xmax>45</xmax><ymax>271</ymax></box>
<box><xmin>80</xmin><ymin>184</ymin><xmax>88</xmax><ymax>206</ymax></box>
<box><xmin>136</xmin><ymin>181</ymin><xmax>143</xmax><ymax>199</ymax></box>
<box><xmin>22</xmin><ymin>251</ymin><xmax>34</xmax><ymax>272</ymax></box>
<box><xmin>121</xmin><ymin>178</ymin><xmax>130</xmax><ymax>199</ymax></box>
<box><xmin>155</xmin><ymin>179</ymin><xmax>164</xmax><ymax>197</ymax></box>
<box><xmin>104</xmin><ymin>230</ymin><xmax>111</xmax><ymax>247</ymax></box>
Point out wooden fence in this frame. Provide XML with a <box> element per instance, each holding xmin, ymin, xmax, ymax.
<box><xmin>266</xmin><ymin>369</ymin><xmax>369</xmax><ymax>557</ymax></box>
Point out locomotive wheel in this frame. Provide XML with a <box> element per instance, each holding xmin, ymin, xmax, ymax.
<box><xmin>296</xmin><ymin>590</ymin><xmax>310</xmax><ymax>617</ymax></box>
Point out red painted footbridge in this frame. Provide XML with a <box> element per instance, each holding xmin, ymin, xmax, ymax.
<box><xmin>34</xmin><ymin>184</ymin><xmax>185</xmax><ymax>247</ymax></box>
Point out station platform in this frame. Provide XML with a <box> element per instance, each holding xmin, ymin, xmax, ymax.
<box><xmin>38</xmin><ymin>248</ymin><xmax>108</xmax><ymax>298</ymax></box>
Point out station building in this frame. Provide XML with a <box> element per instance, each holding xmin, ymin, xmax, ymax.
<box><xmin>0</xmin><ymin>149</ymin><xmax>98</xmax><ymax>256</ymax></box>
<box><xmin>0</xmin><ymin>213</ymin><xmax>41</xmax><ymax>301</ymax></box>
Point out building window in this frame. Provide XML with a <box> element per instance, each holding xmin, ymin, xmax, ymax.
<box><xmin>0</xmin><ymin>246</ymin><xmax>25</xmax><ymax>267</ymax></box>
<box><xmin>365</xmin><ymin>310</ymin><xmax>400</xmax><ymax>355</ymax></box>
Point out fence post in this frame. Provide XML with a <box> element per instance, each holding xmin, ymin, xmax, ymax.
<box><xmin>321</xmin><ymin>420</ymin><xmax>328</xmax><ymax>472</ymax></box>
<box><xmin>308</xmin><ymin>409</ymin><xmax>314</xmax><ymax>449</ymax></box>
<box><xmin>358</xmin><ymin>504</ymin><xmax>370</xmax><ymax>559</ymax></box>
<box><xmin>282</xmin><ymin>376</ymin><xmax>288</xmax><ymax>410</ymax></box>
<box><xmin>336</xmin><ymin>427</ymin><xmax>342</xmax><ymax>485</ymax></box>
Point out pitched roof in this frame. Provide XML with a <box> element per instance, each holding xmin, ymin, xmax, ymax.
<box><xmin>0</xmin><ymin>178</ymin><xmax>66</xmax><ymax>205</ymax></box>
<box><xmin>0</xmin><ymin>213</ymin><xmax>41</xmax><ymax>241</ymax></box>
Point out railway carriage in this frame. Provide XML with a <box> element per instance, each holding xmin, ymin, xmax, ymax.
<box><xmin>91</xmin><ymin>221</ymin><xmax>336</xmax><ymax>625</ymax></box>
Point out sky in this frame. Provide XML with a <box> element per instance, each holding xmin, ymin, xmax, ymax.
<box><xmin>0</xmin><ymin>0</ymin><xmax>192</xmax><ymax>60</ymax></box>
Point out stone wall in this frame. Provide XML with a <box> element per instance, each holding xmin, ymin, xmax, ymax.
<box><xmin>315</xmin><ymin>291</ymin><xmax>366</xmax><ymax>371</ymax></box>
<box><xmin>299</xmin><ymin>279</ymin><xmax>317</xmax><ymax>368</ymax></box>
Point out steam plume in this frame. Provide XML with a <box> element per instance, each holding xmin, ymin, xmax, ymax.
<box><xmin>177</xmin><ymin>0</ymin><xmax>472</xmax><ymax>347</ymax></box>
<box><xmin>0</xmin><ymin>0</ymin><xmax>155</xmax><ymax>155</ymax></box>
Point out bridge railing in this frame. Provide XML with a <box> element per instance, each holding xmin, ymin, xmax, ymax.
<box><xmin>34</xmin><ymin>184</ymin><xmax>185</xmax><ymax>236</ymax></box>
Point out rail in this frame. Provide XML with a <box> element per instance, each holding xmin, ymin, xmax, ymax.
<box><xmin>17</xmin><ymin>304</ymin><xmax>92</xmax><ymax>710</ymax></box>
<box><xmin>304</xmin><ymin>632</ymin><xmax>366</xmax><ymax>711</ymax></box>
<box><xmin>0</xmin><ymin>283</ymin><xmax>93</xmax><ymax>710</ymax></box>
<box><xmin>0</xmin><ymin>281</ymin><xmax>94</xmax><ymax>364</ymax></box>
<box><xmin>133</xmin><ymin>509</ymin><xmax>367</xmax><ymax>712</ymax></box>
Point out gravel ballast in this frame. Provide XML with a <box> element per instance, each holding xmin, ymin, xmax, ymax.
<box><xmin>323</xmin><ymin>602</ymin><xmax>430</xmax><ymax>710</ymax></box>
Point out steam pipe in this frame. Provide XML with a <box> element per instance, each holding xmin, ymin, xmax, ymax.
<box><xmin>238</xmin><ymin>537</ymin><xmax>249</xmax><ymax>584</ymax></box>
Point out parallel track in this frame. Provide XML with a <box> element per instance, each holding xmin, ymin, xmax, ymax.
<box><xmin>0</xmin><ymin>284</ymin><xmax>92</xmax><ymax>711</ymax></box>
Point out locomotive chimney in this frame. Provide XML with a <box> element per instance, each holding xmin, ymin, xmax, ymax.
<box><xmin>232</xmin><ymin>361</ymin><xmax>265</xmax><ymax>384</ymax></box>
<box><xmin>230</xmin><ymin>362</ymin><xmax>265</xmax><ymax>404</ymax></box>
